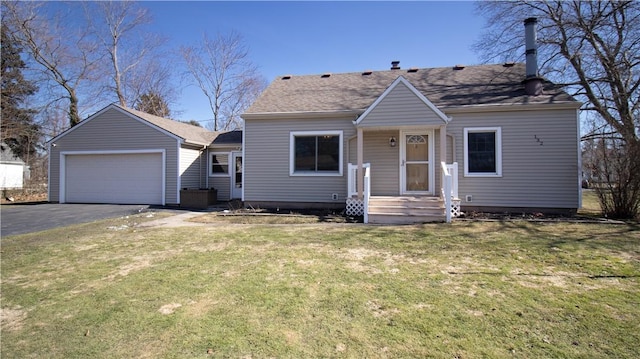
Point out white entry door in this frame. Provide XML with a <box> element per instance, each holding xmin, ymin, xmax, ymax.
<box><xmin>231</xmin><ymin>152</ymin><xmax>243</xmax><ymax>199</ymax></box>
<box><xmin>400</xmin><ymin>131</ymin><xmax>434</xmax><ymax>195</ymax></box>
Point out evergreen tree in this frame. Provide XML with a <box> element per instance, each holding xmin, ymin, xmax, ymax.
<box><xmin>134</xmin><ymin>91</ymin><xmax>171</xmax><ymax>118</ymax></box>
<box><xmin>1</xmin><ymin>23</ymin><xmax>39</xmax><ymax>160</ymax></box>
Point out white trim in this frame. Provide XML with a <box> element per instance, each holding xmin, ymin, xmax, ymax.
<box><xmin>576</xmin><ymin>108</ymin><xmax>582</xmax><ymax>209</ymax></box>
<box><xmin>443</xmin><ymin>101</ymin><xmax>583</xmax><ymax>114</ymax></box>
<box><xmin>59</xmin><ymin>149</ymin><xmax>166</xmax><ymax>205</ymax></box>
<box><xmin>209</xmin><ymin>151</ymin><xmax>231</xmax><ymax>177</ymax></box>
<box><xmin>176</xmin><ymin>141</ymin><xmax>181</xmax><ymax>204</ymax></box>
<box><xmin>400</xmin><ymin>130</ymin><xmax>435</xmax><ymax>195</ymax></box>
<box><xmin>463</xmin><ymin>127</ymin><xmax>503</xmax><ymax>177</ymax></box>
<box><xmin>241</xmin><ymin>122</ymin><xmax>246</xmax><ymax>201</ymax></box>
<box><xmin>47</xmin><ymin>143</ymin><xmax>52</xmax><ymax>202</ymax></box>
<box><xmin>231</xmin><ymin>151</ymin><xmax>243</xmax><ymax>199</ymax></box>
<box><xmin>289</xmin><ymin>130</ymin><xmax>344</xmax><ymax>177</ymax></box>
<box><xmin>242</xmin><ymin>109</ymin><xmax>362</xmax><ymax>121</ymax></box>
<box><xmin>355</xmin><ymin>76</ymin><xmax>450</xmax><ymax>126</ymax></box>
<box><xmin>48</xmin><ymin>104</ymin><xmax>183</xmax><ymax>145</ymax></box>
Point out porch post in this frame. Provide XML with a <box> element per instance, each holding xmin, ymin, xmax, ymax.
<box><xmin>440</xmin><ymin>124</ymin><xmax>447</xmax><ymax>198</ymax></box>
<box><xmin>357</xmin><ymin>127</ymin><xmax>364</xmax><ymax>199</ymax></box>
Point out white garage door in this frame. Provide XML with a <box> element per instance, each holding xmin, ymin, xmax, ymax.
<box><xmin>65</xmin><ymin>153</ymin><xmax>163</xmax><ymax>204</ymax></box>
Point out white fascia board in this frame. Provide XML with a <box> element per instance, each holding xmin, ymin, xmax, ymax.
<box><xmin>242</xmin><ymin>109</ymin><xmax>363</xmax><ymax>121</ymax></box>
<box><xmin>443</xmin><ymin>101</ymin><xmax>583</xmax><ymax>114</ymax></box>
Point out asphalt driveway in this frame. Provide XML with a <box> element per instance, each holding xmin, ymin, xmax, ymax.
<box><xmin>1</xmin><ymin>203</ymin><xmax>155</xmax><ymax>237</ymax></box>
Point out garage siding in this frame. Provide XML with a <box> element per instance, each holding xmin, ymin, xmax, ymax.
<box><xmin>49</xmin><ymin>107</ymin><xmax>180</xmax><ymax>204</ymax></box>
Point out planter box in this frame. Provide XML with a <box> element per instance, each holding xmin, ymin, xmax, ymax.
<box><xmin>180</xmin><ymin>188</ymin><xmax>217</xmax><ymax>209</ymax></box>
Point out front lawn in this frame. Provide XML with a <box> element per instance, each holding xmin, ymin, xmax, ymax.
<box><xmin>1</xmin><ymin>215</ymin><xmax>638</xmax><ymax>358</ymax></box>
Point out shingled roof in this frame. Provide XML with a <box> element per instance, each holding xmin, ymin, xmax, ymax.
<box><xmin>244</xmin><ymin>63</ymin><xmax>578</xmax><ymax>115</ymax></box>
<box><xmin>117</xmin><ymin>105</ymin><xmax>218</xmax><ymax>146</ymax></box>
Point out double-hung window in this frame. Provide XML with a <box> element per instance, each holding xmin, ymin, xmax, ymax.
<box><xmin>210</xmin><ymin>152</ymin><xmax>230</xmax><ymax>176</ymax></box>
<box><xmin>464</xmin><ymin>127</ymin><xmax>502</xmax><ymax>177</ymax></box>
<box><xmin>290</xmin><ymin>131</ymin><xmax>343</xmax><ymax>176</ymax></box>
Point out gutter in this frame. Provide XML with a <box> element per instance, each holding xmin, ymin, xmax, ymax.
<box><xmin>242</xmin><ymin>109</ymin><xmax>363</xmax><ymax>120</ymax></box>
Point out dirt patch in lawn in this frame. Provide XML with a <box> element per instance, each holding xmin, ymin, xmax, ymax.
<box><xmin>188</xmin><ymin>208</ymin><xmax>361</xmax><ymax>225</ymax></box>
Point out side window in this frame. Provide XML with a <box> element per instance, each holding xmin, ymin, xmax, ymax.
<box><xmin>210</xmin><ymin>152</ymin><xmax>229</xmax><ymax>176</ymax></box>
<box><xmin>464</xmin><ymin>127</ymin><xmax>502</xmax><ymax>177</ymax></box>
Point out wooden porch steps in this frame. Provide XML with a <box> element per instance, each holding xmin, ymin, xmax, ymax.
<box><xmin>367</xmin><ymin>196</ymin><xmax>446</xmax><ymax>224</ymax></box>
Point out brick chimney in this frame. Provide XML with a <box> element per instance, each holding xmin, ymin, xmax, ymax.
<box><xmin>523</xmin><ymin>17</ymin><xmax>543</xmax><ymax>96</ymax></box>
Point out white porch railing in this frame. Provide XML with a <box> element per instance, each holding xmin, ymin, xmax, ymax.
<box><xmin>441</xmin><ymin>162</ymin><xmax>459</xmax><ymax>223</ymax></box>
<box><xmin>347</xmin><ymin>163</ymin><xmax>370</xmax><ymax>198</ymax></box>
<box><xmin>364</xmin><ymin>165</ymin><xmax>371</xmax><ymax>224</ymax></box>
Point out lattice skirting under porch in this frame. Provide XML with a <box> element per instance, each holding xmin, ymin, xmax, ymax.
<box><xmin>346</xmin><ymin>197</ymin><xmax>364</xmax><ymax>216</ymax></box>
<box><xmin>451</xmin><ymin>200</ymin><xmax>462</xmax><ymax>218</ymax></box>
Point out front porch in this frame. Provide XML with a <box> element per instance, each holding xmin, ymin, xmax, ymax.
<box><xmin>346</xmin><ymin>162</ymin><xmax>461</xmax><ymax>224</ymax></box>
<box><xmin>345</xmin><ymin>75</ymin><xmax>460</xmax><ymax>224</ymax></box>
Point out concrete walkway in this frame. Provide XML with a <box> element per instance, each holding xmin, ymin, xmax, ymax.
<box><xmin>137</xmin><ymin>211</ymin><xmax>209</xmax><ymax>228</ymax></box>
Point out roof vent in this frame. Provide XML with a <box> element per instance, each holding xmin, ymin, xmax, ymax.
<box><xmin>321</xmin><ymin>73</ymin><xmax>331</xmax><ymax>78</ymax></box>
<box><xmin>391</xmin><ymin>61</ymin><xmax>400</xmax><ymax>70</ymax></box>
<box><xmin>453</xmin><ymin>64</ymin><xmax>465</xmax><ymax>70</ymax></box>
<box><xmin>362</xmin><ymin>70</ymin><xmax>373</xmax><ymax>76</ymax></box>
<box><xmin>281</xmin><ymin>75</ymin><xmax>292</xmax><ymax>80</ymax></box>
<box><xmin>503</xmin><ymin>62</ymin><xmax>516</xmax><ymax>68</ymax></box>
<box><xmin>407</xmin><ymin>67</ymin><xmax>419</xmax><ymax>73</ymax></box>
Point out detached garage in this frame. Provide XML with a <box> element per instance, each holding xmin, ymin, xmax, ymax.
<box><xmin>48</xmin><ymin>104</ymin><xmax>216</xmax><ymax>206</ymax></box>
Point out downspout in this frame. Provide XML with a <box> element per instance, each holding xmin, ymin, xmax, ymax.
<box><xmin>199</xmin><ymin>145</ymin><xmax>207</xmax><ymax>189</ymax></box>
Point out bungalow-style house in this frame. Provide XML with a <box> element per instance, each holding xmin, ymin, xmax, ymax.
<box><xmin>48</xmin><ymin>104</ymin><xmax>242</xmax><ymax>206</ymax></box>
<box><xmin>241</xmin><ymin>18</ymin><xmax>581</xmax><ymax>223</ymax></box>
<box><xmin>48</xmin><ymin>18</ymin><xmax>581</xmax><ymax>224</ymax></box>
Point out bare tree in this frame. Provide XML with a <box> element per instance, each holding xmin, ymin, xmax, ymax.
<box><xmin>87</xmin><ymin>1</ymin><xmax>173</xmax><ymax>108</ymax></box>
<box><xmin>2</xmin><ymin>1</ymin><xmax>103</xmax><ymax>127</ymax></box>
<box><xmin>181</xmin><ymin>31</ymin><xmax>266</xmax><ymax>131</ymax></box>
<box><xmin>475</xmin><ymin>1</ymin><xmax>640</xmax><ymax>219</ymax></box>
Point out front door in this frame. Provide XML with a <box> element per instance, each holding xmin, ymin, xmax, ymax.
<box><xmin>400</xmin><ymin>131</ymin><xmax>433</xmax><ymax>195</ymax></box>
<box><xmin>231</xmin><ymin>152</ymin><xmax>242</xmax><ymax>199</ymax></box>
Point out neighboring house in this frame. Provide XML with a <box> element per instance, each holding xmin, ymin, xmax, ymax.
<box><xmin>1</xmin><ymin>142</ymin><xmax>29</xmax><ymax>190</ymax></box>
<box><xmin>241</xmin><ymin>19</ymin><xmax>581</xmax><ymax>223</ymax></box>
<box><xmin>48</xmin><ymin>104</ymin><xmax>242</xmax><ymax>205</ymax></box>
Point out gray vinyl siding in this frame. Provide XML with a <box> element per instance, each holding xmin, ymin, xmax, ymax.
<box><xmin>210</xmin><ymin>177</ymin><xmax>231</xmax><ymax>201</ymax></box>
<box><xmin>348</xmin><ymin>130</ymin><xmax>400</xmax><ymax>196</ymax></box>
<box><xmin>446</xmin><ymin>108</ymin><xmax>579</xmax><ymax>209</ymax></box>
<box><xmin>347</xmin><ymin>129</ymin><xmax>445</xmax><ymax>196</ymax></box>
<box><xmin>207</xmin><ymin>145</ymin><xmax>241</xmax><ymax>201</ymax></box>
<box><xmin>49</xmin><ymin>107</ymin><xmax>180</xmax><ymax>204</ymax></box>
<box><xmin>359</xmin><ymin>82</ymin><xmax>446</xmax><ymax>128</ymax></box>
<box><xmin>179</xmin><ymin>146</ymin><xmax>205</xmax><ymax>189</ymax></box>
<box><xmin>244</xmin><ymin>116</ymin><xmax>356</xmax><ymax>203</ymax></box>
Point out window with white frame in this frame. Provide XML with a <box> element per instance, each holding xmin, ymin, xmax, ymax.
<box><xmin>290</xmin><ymin>131</ymin><xmax>343</xmax><ymax>176</ymax></box>
<box><xmin>210</xmin><ymin>152</ymin><xmax>230</xmax><ymax>176</ymax></box>
<box><xmin>464</xmin><ymin>127</ymin><xmax>502</xmax><ymax>177</ymax></box>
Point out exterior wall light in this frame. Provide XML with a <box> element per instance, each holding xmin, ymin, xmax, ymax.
<box><xmin>389</xmin><ymin>137</ymin><xmax>396</xmax><ymax>147</ymax></box>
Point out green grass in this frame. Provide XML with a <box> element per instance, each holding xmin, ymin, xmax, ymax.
<box><xmin>579</xmin><ymin>189</ymin><xmax>602</xmax><ymax>217</ymax></box>
<box><xmin>2</xmin><ymin>214</ymin><xmax>639</xmax><ymax>358</ymax></box>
